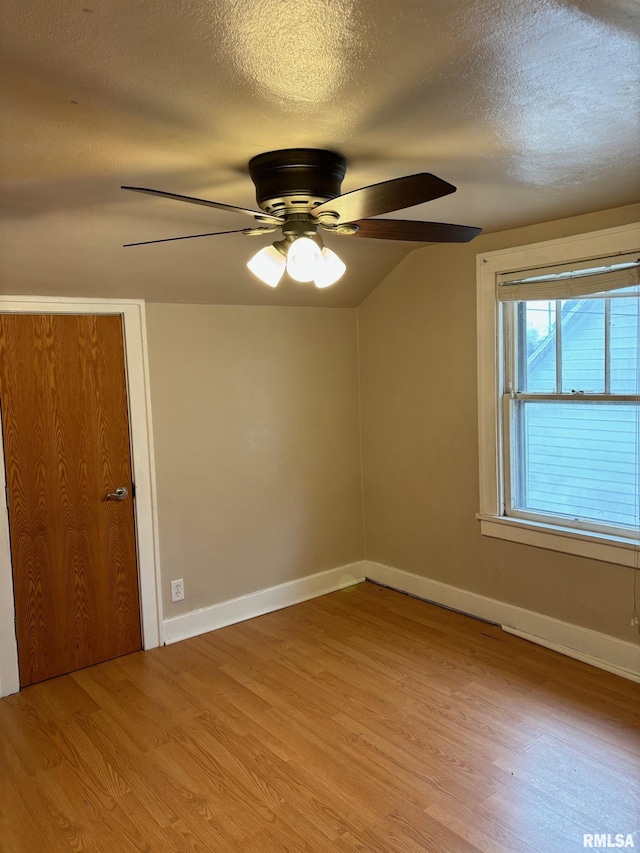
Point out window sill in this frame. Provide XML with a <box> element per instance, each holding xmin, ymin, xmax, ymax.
<box><xmin>476</xmin><ymin>514</ymin><xmax>639</xmax><ymax>567</ymax></box>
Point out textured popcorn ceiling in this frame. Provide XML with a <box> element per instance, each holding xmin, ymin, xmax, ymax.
<box><xmin>1</xmin><ymin>0</ymin><xmax>639</xmax><ymax>306</ymax></box>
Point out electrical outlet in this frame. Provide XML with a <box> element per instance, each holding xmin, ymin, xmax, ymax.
<box><xmin>170</xmin><ymin>578</ymin><xmax>184</xmax><ymax>603</ymax></box>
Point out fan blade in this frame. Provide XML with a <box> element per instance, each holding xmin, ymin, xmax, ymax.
<box><xmin>121</xmin><ymin>186</ymin><xmax>284</xmax><ymax>224</ymax></box>
<box><xmin>123</xmin><ymin>228</ymin><xmax>267</xmax><ymax>247</ymax></box>
<box><xmin>348</xmin><ymin>219</ymin><xmax>482</xmax><ymax>243</ymax></box>
<box><xmin>311</xmin><ymin>174</ymin><xmax>456</xmax><ymax>223</ymax></box>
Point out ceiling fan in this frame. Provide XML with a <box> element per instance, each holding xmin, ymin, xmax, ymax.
<box><xmin>122</xmin><ymin>148</ymin><xmax>481</xmax><ymax>289</ymax></box>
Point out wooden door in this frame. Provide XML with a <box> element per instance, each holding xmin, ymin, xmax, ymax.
<box><xmin>0</xmin><ymin>314</ymin><xmax>142</xmax><ymax>687</ymax></box>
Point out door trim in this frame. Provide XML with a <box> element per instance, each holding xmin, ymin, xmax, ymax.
<box><xmin>0</xmin><ymin>297</ymin><xmax>163</xmax><ymax>696</ymax></box>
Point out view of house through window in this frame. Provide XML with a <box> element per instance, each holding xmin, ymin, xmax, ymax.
<box><xmin>501</xmin><ymin>262</ymin><xmax>639</xmax><ymax>538</ymax></box>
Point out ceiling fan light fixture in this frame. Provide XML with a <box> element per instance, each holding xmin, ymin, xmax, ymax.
<box><xmin>247</xmin><ymin>244</ymin><xmax>287</xmax><ymax>287</ymax></box>
<box><xmin>286</xmin><ymin>236</ymin><xmax>322</xmax><ymax>283</ymax></box>
<box><xmin>123</xmin><ymin>149</ymin><xmax>482</xmax><ymax>291</ymax></box>
<box><xmin>314</xmin><ymin>247</ymin><xmax>346</xmax><ymax>288</ymax></box>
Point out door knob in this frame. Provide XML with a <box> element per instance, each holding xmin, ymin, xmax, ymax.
<box><xmin>105</xmin><ymin>486</ymin><xmax>128</xmax><ymax>501</ymax></box>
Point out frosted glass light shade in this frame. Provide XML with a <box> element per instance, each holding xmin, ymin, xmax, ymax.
<box><xmin>286</xmin><ymin>237</ymin><xmax>322</xmax><ymax>282</ymax></box>
<box><xmin>247</xmin><ymin>245</ymin><xmax>286</xmax><ymax>287</ymax></box>
<box><xmin>314</xmin><ymin>248</ymin><xmax>346</xmax><ymax>288</ymax></box>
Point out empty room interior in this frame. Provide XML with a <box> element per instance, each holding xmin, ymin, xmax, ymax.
<box><xmin>1</xmin><ymin>1</ymin><xmax>639</xmax><ymax>851</ymax></box>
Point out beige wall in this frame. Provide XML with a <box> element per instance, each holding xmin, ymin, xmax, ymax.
<box><xmin>358</xmin><ymin>203</ymin><xmax>640</xmax><ymax>644</ymax></box>
<box><xmin>146</xmin><ymin>304</ymin><xmax>364</xmax><ymax>616</ymax></box>
<box><xmin>145</xmin><ymin>204</ymin><xmax>639</xmax><ymax>640</ymax></box>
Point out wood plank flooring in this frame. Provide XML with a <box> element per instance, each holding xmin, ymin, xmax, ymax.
<box><xmin>1</xmin><ymin>581</ymin><xmax>638</xmax><ymax>852</ymax></box>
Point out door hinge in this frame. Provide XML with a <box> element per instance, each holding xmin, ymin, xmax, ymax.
<box><xmin>4</xmin><ymin>485</ymin><xmax>8</xmax><ymax>509</ymax></box>
<box><xmin>131</xmin><ymin>482</ymin><xmax>136</xmax><ymax>499</ymax></box>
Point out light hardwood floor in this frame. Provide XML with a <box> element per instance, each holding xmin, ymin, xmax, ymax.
<box><xmin>1</xmin><ymin>581</ymin><xmax>638</xmax><ymax>852</ymax></box>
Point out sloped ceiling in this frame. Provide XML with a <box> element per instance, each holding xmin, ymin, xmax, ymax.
<box><xmin>1</xmin><ymin>0</ymin><xmax>639</xmax><ymax>306</ymax></box>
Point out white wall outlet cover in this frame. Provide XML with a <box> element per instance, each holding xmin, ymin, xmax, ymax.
<box><xmin>170</xmin><ymin>579</ymin><xmax>184</xmax><ymax>603</ymax></box>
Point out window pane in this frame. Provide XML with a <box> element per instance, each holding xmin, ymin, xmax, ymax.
<box><xmin>611</xmin><ymin>297</ymin><xmax>639</xmax><ymax>394</ymax></box>
<box><xmin>561</xmin><ymin>299</ymin><xmax>605</xmax><ymax>393</ymax></box>
<box><xmin>522</xmin><ymin>301</ymin><xmax>556</xmax><ymax>392</ymax></box>
<box><xmin>513</xmin><ymin>401</ymin><xmax>639</xmax><ymax>529</ymax></box>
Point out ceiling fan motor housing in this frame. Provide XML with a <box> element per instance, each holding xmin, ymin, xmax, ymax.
<box><xmin>248</xmin><ymin>149</ymin><xmax>347</xmax><ymax>217</ymax></box>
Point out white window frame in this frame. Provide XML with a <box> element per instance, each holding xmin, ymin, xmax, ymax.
<box><xmin>476</xmin><ymin>222</ymin><xmax>640</xmax><ymax>566</ymax></box>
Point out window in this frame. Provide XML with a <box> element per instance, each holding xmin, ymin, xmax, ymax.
<box><xmin>477</xmin><ymin>224</ymin><xmax>640</xmax><ymax>566</ymax></box>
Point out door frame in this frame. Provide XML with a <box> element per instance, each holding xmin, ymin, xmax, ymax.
<box><xmin>0</xmin><ymin>296</ymin><xmax>163</xmax><ymax>696</ymax></box>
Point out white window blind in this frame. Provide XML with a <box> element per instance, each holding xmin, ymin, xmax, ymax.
<box><xmin>498</xmin><ymin>254</ymin><xmax>640</xmax><ymax>301</ymax></box>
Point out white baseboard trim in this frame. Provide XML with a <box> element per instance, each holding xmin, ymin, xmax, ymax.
<box><xmin>163</xmin><ymin>561</ymin><xmax>367</xmax><ymax>645</ymax></box>
<box><xmin>364</xmin><ymin>560</ymin><xmax>640</xmax><ymax>684</ymax></box>
<box><xmin>162</xmin><ymin>557</ymin><xmax>640</xmax><ymax>683</ymax></box>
